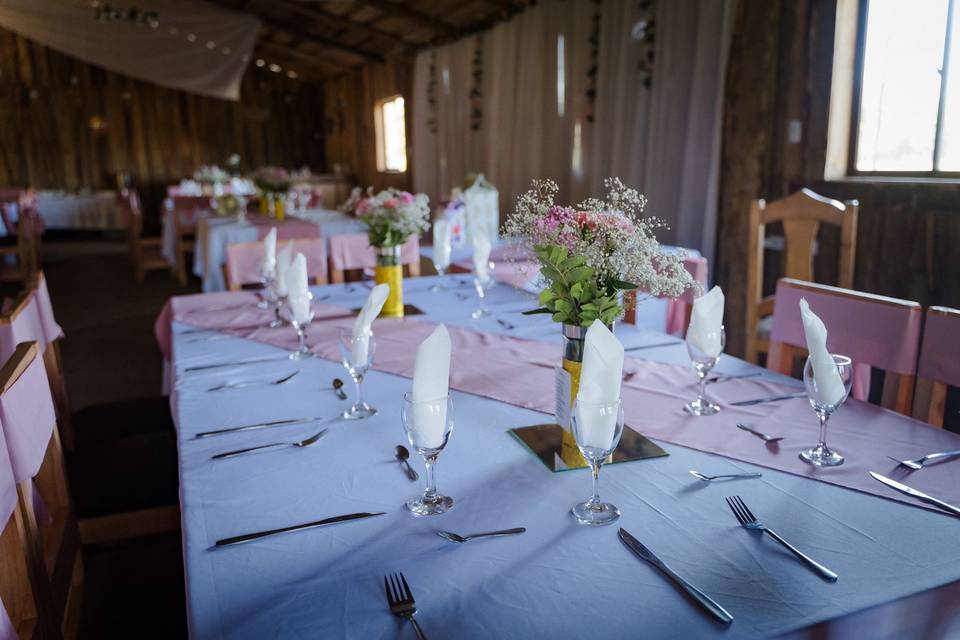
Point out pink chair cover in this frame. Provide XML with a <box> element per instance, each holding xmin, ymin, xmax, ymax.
<box><xmin>0</xmin><ymin>294</ymin><xmax>48</xmax><ymax>363</ymax></box>
<box><xmin>0</xmin><ymin>427</ymin><xmax>16</xmax><ymax>639</ymax></box>
<box><xmin>225</xmin><ymin>238</ymin><xmax>329</xmax><ymax>289</ymax></box>
<box><xmin>665</xmin><ymin>255</ymin><xmax>709</xmax><ymax>335</ymax></box>
<box><xmin>917</xmin><ymin>307</ymin><xmax>960</xmax><ymax>387</ymax></box>
<box><xmin>328</xmin><ymin>234</ymin><xmax>420</xmax><ymax>272</ymax></box>
<box><xmin>253</xmin><ymin>219</ymin><xmax>321</xmax><ymax>242</ymax></box>
<box><xmin>33</xmin><ymin>274</ymin><xmax>63</xmax><ymax>344</ymax></box>
<box><xmin>0</xmin><ymin>348</ymin><xmax>56</xmax><ymax>485</ymax></box>
<box><xmin>770</xmin><ymin>279</ymin><xmax>922</xmax><ymax>401</ymax></box>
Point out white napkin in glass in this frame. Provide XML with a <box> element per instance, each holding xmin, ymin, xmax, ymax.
<box><xmin>351</xmin><ymin>283</ymin><xmax>390</xmax><ymax>365</ymax></box>
<box><xmin>687</xmin><ymin>285</ymin><xmax>725</xmax><ymax>358</ymax></box>
<box><xmin>575</xmin><ymin>320</ymin><xmax>624</xmax><ymax>450</ymax></box>
<box><xmin>274</xmin><ymin>242</ymin><xmax>294</xmax><ymax>297</ymax></box>
<box><xmin>433</xmin><ymin>219</ymin><xmax>452</xmax><ymax>270</ymax></box>
<box><xmin>472</xmin><ymin>234</ymin><xmax>491</xmax><ymax>283</ymax></box>
<box><xmin>262</xmin><ymin>227</ymin><xmax>277</xmax><ymax>277</ymax></box>
<box><xmin>411</xmin><ymin>324</ymin><xmax>451</xmax><ymax>449</ymax></box>
<box><xmin>799</xmin><ymin>298</ymin><xmax>845</xmax><ymax>406</ymax></box>
<box><xmin>286</xmin><ymin>253</ymin><xmax>312</xmax><ymax>325</ymax></box>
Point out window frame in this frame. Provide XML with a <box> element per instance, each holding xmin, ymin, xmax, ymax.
<box><xmin>374</xmin><ymin>94</ymin><xmax>408</xmax><ymax>174</ymax></box>
<box><xmin>847</xmin><ymin>0</ymin><xmax>959</xmax><ymax>178</ymax></box>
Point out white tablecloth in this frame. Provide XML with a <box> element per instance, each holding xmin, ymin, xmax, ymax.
<box><xmin>35</xmin><ymin>191</ymin><xmax>121</xmax><ymax>229</ymax></box>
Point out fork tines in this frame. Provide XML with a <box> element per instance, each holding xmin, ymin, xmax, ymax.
<box><xmin>384</xmin><ymin>572</ymin><xmax>415</xmax><ymax>609</ymax></box>
<box><xmin>725</xmin><ymin>495</ymin><xmax>755</xmax><ymax>526</ymax></box>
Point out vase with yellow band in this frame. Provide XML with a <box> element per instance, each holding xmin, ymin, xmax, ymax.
<box><xmin>560</xmin><ymin>322</ymin><xmax>615</xmax><ymax>469</ymax></box>
<box><xmin>375</xmin><ymin>245</ymin><xmax>404</xmax><ymax>317</ymax></box>
<box><xmin>273</xmin><ymin>194</ymin><xmax>286</xmax><ymax>221</ymax></box>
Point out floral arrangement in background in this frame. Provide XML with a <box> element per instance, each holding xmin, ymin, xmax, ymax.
<box><xmin>339</xmin><ymin>186</ymin><xmax>364</xmax><ymax>216</ymax></box>
<box><xmin>355</xmin><ymin>188</ymin><xmax>431</xmax><ymax>248</ymax></box>
<box><xmin>503</xmin><ymin>177</ymin><xmax>697</xmax><ymax>326</ymax></box>
<box><xmin>252</xmin><ymin>166</ymin><xmax>291</xmax><ymax>194</ymax></box>
<box><xmin>193</xmin><ymin>164</ymin><xmax>230</xmax><ymax>184</ymax></box>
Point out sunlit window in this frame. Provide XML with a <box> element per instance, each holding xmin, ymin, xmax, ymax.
<box><xmin>375</xmin><ymin>95</ymin><xmax>407</xmax><ymax>173</ymax></box>
<box><xmin>557</xmin><ymin>34</ymin><xmax>566</xmax><ymax>117</ymax></box>
<box><xmin>853</xmin><ymin>0</ymin><xmax>957</xmax><ymax>174</ymax></box>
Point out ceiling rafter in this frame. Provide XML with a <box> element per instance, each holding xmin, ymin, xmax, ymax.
<box><xmin>273</xmin><ymin>0</ymin><xmax>408</xmax><ymax>49</ymax></box>
<box><xmin>362</xmin><ymin>0</ymin><xmax>459</xmax><ymax>38</ymax></box>
<box><xmin>255</xmin><ymin>40</ymin><xmax>341</xmax><ymax>77</ymax></box>
<box><xmin>249</xmin><ymin>9</ymin><xmax>385</xmax><ymax>63</ymax></box>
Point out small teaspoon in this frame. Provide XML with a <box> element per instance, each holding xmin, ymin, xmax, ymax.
<box><xmin>395</xmin><ymin>445</ymin><xmax>419</xmax><ymax>481</ymax></box>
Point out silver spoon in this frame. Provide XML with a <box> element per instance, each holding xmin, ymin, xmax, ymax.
<box><xmin>736</xmin><ymin>423</ymin><xmax>785</xmax><ymax>443</ymax></box>
<box><xmin>496</xmin><ymin>318</ymin><xmax>516</xmax><ymax>331</ymax></box>
<box><xmin>324</xmin><ymin>378</ymin><xmax>347</xmax><ymax>400</ymax></box>
<box><xmin>436</xmin><ymin>528</ymin><xmax>526</xmax><ymax>544</ymax></box>
<box><xmin>211</xmin><ymin>428</ymin><xmax>329</xmax><ymax>460</ymax></box>
<box><xmin>394</xmin><ymin>445</ymin><xmax>419</xmax><ymax>481</ymax></box>
<box><xmin>689</xmin><ymin>470</ymin><xmax>762</xmax><ymax>482</ymax></box>
<box><xmin>207</xmin><ymin>370</ymin><xmax>299</xmax><ymax>392</ymax></box>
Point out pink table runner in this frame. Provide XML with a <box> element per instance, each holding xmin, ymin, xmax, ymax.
<box><xmin>160</xmin><ymin>292</ymin><xmax>960</xmax><ymax>515</ymax></box>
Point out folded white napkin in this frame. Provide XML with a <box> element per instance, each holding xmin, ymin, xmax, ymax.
<box><xmin>411</xmin><ymin>324</ymin><xmax>452</xmax><ymax>449</ymax></box>
<box><xmin>286</xmin><ymin>253</ymin><xmax>312</xmax><ymax>325</ymax></box>
<box><xmin>274</xmin><ymin>242</ymin><xmax>294</xmax><ymax>297</ymax></box>
<box><xmin>351</xmin><ymin>283</ymin><xmax>390</xmax><ymax>365</ymax></box>
<box><xmin>575</xmin><ymin>320</ymin><xmax>625</xmax><ymax>451</ymax></box>
<box><xmin>799</xmin><ymin>298</ymin><xmax>846</xmax><ymax>406</ymax></box>
<box><xmin>687</xmin><ymin>286</ymin><xmax>725</xmax><ymax>358</ymax></box>
<box><xmin>472</xmin><ymin>234</ymin><xmax>492</xmax><ymax>283</ymax></box>
<box><xmin>262</xmin><ymin>228</ymin><xmax>277</xmax><ymax>277</ymax></box>
<box><xmin>433</xmin><ymin>219</ymin><xmax>452</xmax><ymax>270</ymax></box>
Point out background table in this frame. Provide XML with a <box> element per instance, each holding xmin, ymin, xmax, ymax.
<box><xmin>167</xmin><ymin>277</ymin><xmax>960</xmax><ymax>639</ymax></box>
<box><xmin>35</xmin><ymin>190</ymin><xmax>121</xmax><ymax>229</ymax></box>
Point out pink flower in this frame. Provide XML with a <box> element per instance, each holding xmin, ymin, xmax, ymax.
<box><xmin>383</xmin><ymin>198</ymin><xmax>399</xmax><ymax>208</ymax></box>
<box><xmin>400</xmin><ymin>192</ymin><xmax>414</xmax><ymax>204</ymax></box>
<box><xmin>355</xmin><ymin>199</ymin><xmax>371</xmax><ymax>216</ymax></box>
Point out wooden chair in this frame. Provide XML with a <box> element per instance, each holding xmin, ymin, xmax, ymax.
<box><xmin>746</xmin><ymin>189</ymin><xmax>858</xmax><ymax>364</ymax></box>
<box><xmin>166</xmin><ymin>197</ymin><xmax>200</xmax><ymax>286</ymax></box>
<box><xmin>0</xmin><ymin>193</ymin><xmax>39</xmax><ymax>286</ymax></box>
<box><xmin>767</xmin><ymin>278</ymin><xmax>922</xmax><ymax>416</ymax></box>
<box><xmin>0</xmin><ymin>342</ymin><xmax>83</xmax><ymax>638</ymax></box>
<box><xmin>327</xmin><ymin>234</ymin><xmax>420</xmax><ymax>284</ymax></box>
<box><xmin>913</xmin><ymin>306</ymin><xmax>960</xmax><ymax>428</ymax></box>
<box><xmin>225</xmin><ymin>238</ymin><xmax>329</xmax><ymax>291</ymax></box>
<box><xmin>118</xmin><ymin>191</ymin><xmax>168</xmax><ymax>282</ymax></box>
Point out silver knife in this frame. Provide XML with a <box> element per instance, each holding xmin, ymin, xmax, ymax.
<box><xmin>184</xmin><ymin>355</ymin><xmax>304</xmax><ymax>373</ymax></box>
<box><xmin>618</xmin><ymin>528</ymin><xmax>733</xmax><ymax>624</ymax></box>
<box><xmin>195</xmin><ymin>416</ymin><xmax>334</xmax><ymax>439</ymax></box>
<box><xmin>215</xmin><ymin>511</ymin><xmax>386</xmax><ymax>546</ymax></box>
<box><xmin>729</xmin><ymin>392</ymin><xmax>806</xmax><ymax>406</ymax></box>
<box><xmin>624</xmin><ymin>341</ymin><xmax>682</xmax><ymax>352</ymax></box>
<box><xmin>869</xmin><ymin>472</ymin><xmax>960</xmax><ymax>517</ymax></box>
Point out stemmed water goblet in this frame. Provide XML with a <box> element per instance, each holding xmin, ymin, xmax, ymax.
<box><xmin>258</xmin><ymin>264</ymin><xmax>276</xmax><ymax>311</ymax></box>
<box><xmin>571</xmin><ymin>398</ymin><xmax>625</xmax><ymax>525</ymax></box>
<box><xmin>431</xmin><ymin>238</ymin><xmax>452</xmax><ymax>293</ymax></box>
<box><xmin>338</xmin><ymin>329</ymin><xmax>378</xmax><ymax>419</ymax></box>
<box><xmin>283</xmin><ymin>301</ymin><xmax>313</xmax><ymax>360</ymax></box>
<box><xmin>684</xmin><ymin>327</ymin><xmax>725</xmax><ymax>416</ymax></box>
<box><xmin>800</xmin><ymin>354</ymin><xmax>853</xmax><ymax>467</ymax></box>
<box><xmin>401</xmin><ymin>393</ymin><xmax>455</xmax><ymax>516</ymax></box>
<box><xmin>471</xmin><ymin>265</ymin><xmax>495</xmax><ymax>319</ymax></box>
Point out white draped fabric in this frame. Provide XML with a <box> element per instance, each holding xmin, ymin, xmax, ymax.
<box><xmin>412</xmin><ymin>0</ymin><xmax>734</xmax><ymax>267</ymax></box>
<box><xmin>0</xmin><ymin>0</ymin><xmax>259</xmax><ymax>100</ymax></box>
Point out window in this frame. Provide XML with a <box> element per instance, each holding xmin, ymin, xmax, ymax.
<box><xmin>375</xmin><ymin>95</ymin><xmax>407</xmax><ymax>173</ymax></box>
<box><xmin>850</xmin><ymin>0</ymin><xmax>957</xmax><ymax>175</ymax></box>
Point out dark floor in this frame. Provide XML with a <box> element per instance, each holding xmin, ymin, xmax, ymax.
<box><xmin>43</xmin><ymin>238</ymin><xmax>198</xmax><ymax>639</ymax></box>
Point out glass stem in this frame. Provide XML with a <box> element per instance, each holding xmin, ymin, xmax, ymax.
<box><xmin>297</xmin><ymin>327</ymin><xmax>307</xmax><ymax>353</ymax></box>
<box><xmin>353</xmin><ymin>374</ymin><xmax>364</xmax><ymax>407</ymax></box>
<box><xmin>590</xmin><ymin>461</ymin><xmax>601</xmax><ymax>506</ymax></box>
<box><xmin>424</xmin><ymin>455</ymin><xmax>438</xmax><ymax>501</ymax></box>
<box><xmin>698</xmin><ymin>375</ymin><xmax>707</xmax><ymax>403</ymax></box>
<box><xmin>817</xmin><ymin>411</ymin><xmax>829</xmax><ymax>449</ymax></box>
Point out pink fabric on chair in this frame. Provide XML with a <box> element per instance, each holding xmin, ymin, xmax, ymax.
<box><xmin>328</xmin><ymin>234</ymin><xmax>420</xmax><ymax>272</ymax></box>
<box><xmin>0</xmin><ymin>346</ymin><xmax>56</xmax><ymax>484</ymax></box>
<box><xmin>770</xmin><ymin>278</ymin><xmax>922</xmax><ymax>401</ymax></box>
<box><xmin>0</xmin><ymin>294</ymin><xmax>48</xmax><ymax>362</ymax></box>
<box><xmin>253</xmin><ymin>219</ymin><xmax>321</xmax><ymax>242</ymax></box>
<box><xmin>33</xmin><ymin>274</ymin><xmax>64</xmax><ymax>343</ymax></box>
<box><xmin>917</xmin><ymin>307</ymin><xmax>960</xmax><ymax>387</ymax></box>
<box><xmin>0</xmin><ymin>426</ymin><xmax>16</xmax><ymax>640</ymax></box>
<box><xmin>665</xmin><ymin>255</ymin><xmax>708</xmax><ymax>335</ymax></box>
<box><xmin>225</xmin><ymin>238</ymin><xmax>328</xmax><ymax>289</ymax></box>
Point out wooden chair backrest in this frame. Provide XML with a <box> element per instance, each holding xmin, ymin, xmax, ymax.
<box><xmin>913</xmin><ymin>306</ymin><xmax>960</xmax><ymax>428</ymax></box>
<box><xmin>327</xmin><ymin>234</ymin><xmax>420</xmax><ymax>284</ymax></box>
<box><xmin>225</xmin><ymin>239</ymin><xmax>329</xmax><ymax>291</ymax></box>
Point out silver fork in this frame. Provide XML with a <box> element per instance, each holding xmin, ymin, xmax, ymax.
<box><xmin>384</xmin><ymin>572</ymin><xmax>428</xmax><ymax>640</ymax></box>
<box><xmin>736</xmin><ymin>423</ymin><xmax>785</xmax><ymax>443</ymax></box>
<box><xmin>725</xmin><ymin>496</ymin><xmax>838</xmax><ymax>582</ymax></box>
<box><xmin>211</xmin><ymin>427</ymin><xmax>328</xmax><ymax>460</ymax></box>
<box><xmin>689</xmin><ymin>470</ymin><xmax>761</xmax><ymax>482</ymax></box>
<box><xmin>887</xmin><ymin>449</ymin><xmax>960</xmax><ymax>470</ymax></box>
<box><xmin>436</xmin><ymin>527</ymin><xmax>526</xmax><ymax>543</ymax></box>
<box><xmin>207</xmin><ymin>370</ymin><xmax>299</xmax><ymax>392</ymax></box>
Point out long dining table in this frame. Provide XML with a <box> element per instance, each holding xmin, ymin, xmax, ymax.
<box><xmin>161</xmin><ymin>275</ymin><xmax>960</xmax><ymax>639</ymax></box>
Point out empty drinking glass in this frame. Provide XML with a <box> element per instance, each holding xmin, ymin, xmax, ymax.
<box><xmin>800</xmin><ymin>354</ymin><xmax>853</xmax><ymax>467</ymax></box>
<box><xmin>684</xmin><ymin>327</ymin><xmax>725</xmax><ymax>416</ymax></box>
<box><xmin>472</xmin><ymin>268</ymin><xmax>495</xmax><ymax>319</ymax></box>
<box><xmin>431</xmin><ymin>225</ymin><xmax>452</xmax><ymax>292</ymax></box>
<box><xmin>258</xmin><ymin>267</ymin><xmax>275</xmax><ymax>310</ymax></box>
<box><xmin>338</xmin><ymin>329</ymin><xmax>378</xmax><ymax>419</ymax></box>
<box><xmin>571</xmin><ymin>399</ymin><xmax>625</xmax><ymax>526</ymax></box>
<box><xmin>401</xmin><ymin>393</ymin><xmax>454</xmax><ymax>516</ymax></box>
<box><xmin>283</xmin><ymin>301</ymin><xmax>313</xmax><ymax>360</ymax></box>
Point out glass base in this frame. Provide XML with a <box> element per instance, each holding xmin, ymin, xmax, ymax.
<box><xmin>799</xmin><ymin>444</ymin><xmax>844</xmax><ymax>466</ymax></box>
<box><xmin>406</xmin><ymin>493</ymin><xmax>453</xmax><ymax>516</ymax></box>
<box><xmin>289</xmin><ymin>349</ymin><xmax>311</xmax><ymax>360</ymax></box>
<box><xmin>571</xmin><ymin>500</ymin><xmax>620</xmax><ymax>526</ymax></box>
<box><xmin>269</xmin><ymin>318</ymin><xmax>284</xmax><ymax>328</ymax></box>
<box><xmin>685</xmin><ymin>397</ymin><xmax>720</xmax><ymax>416</ymax></box>
<box><xmin>256</xmin><ymin>299</ymin><xmax>270</xmax><ymax>310</ymax></box>
<box><xmin>429</xmin><ymin>283</ymin><xmax>446</xmax><ymax>292</ymax></box>
<box><xmin>342</xmin><ymin>402</ymin><xmax>377</xmax><ymax>420</ymax></box>
<box><xmin>472</xmin><ymin>307</ymin><xmax>490</xmax><ymax>319</ymax></box>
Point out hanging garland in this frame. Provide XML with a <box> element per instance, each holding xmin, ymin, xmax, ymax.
<box><xmin>426</xmin><ymin>50</ymin><xmax>439</xmax><ymax>135</ymax></box>
<box><xmin>584</xmin><ymin>0</ymin><xmax>601</xmax><ymax>124</ymax></box>
<box><xmin>633</xmin><ymin>0</ymin><xmax>656</xmax><ymax>89</ymax></box>
<box><xmin>469</xmin><ymin>35</ymin><xmax>483</xmax><ymax>131</ymax></box>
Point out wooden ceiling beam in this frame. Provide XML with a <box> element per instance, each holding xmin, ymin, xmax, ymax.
<box><xmin>363</xmin><ymin>0</ymin><xmax>458</xmax><ymax>38</ymax></box>
<box><xmin>251</xmin><ymin>12</ymin><xmax>385</xmax><ymax>63</ymax></box>
<box><xmin>272</xmin><ymin>0</ymin><xmax>408</xmax><ymax>48</ymax></box>
<box><xmin>255</xmin><ymin>40</ymin><xmax>346</xmax><ymax>75</ymax></box>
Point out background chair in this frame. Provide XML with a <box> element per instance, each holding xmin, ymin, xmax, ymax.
<box><xmin>913</xmin><ymin>306</ymin><xmax>960</xmax><ymax>428</ymax></box>
<box><xmin>327</xmin><ymin>234</ymin><xmax>420</xmax><ymax>283</ymax></box>
<box><xmin>0</xmin><ymin>191</ymin><xmax>40</xmax><ymax>286</ymax></box>
<box><xmin>166</xmin><ymin>198</ymin><xmax>201</xmax><ymax>286</ymax></box>
<box><xmin>767</xmin><ymin>278</ymin><xmax>921</xmax><ymax>416</ymax></box>
<box><xmin>118</xmin><ymin>191</ymin><xmax>168</xmax><ymax>282</ymax></box>
<box><xmin>225</xmin><ymin>238</ymin><xmax>329</xmax><ymax>291</ymax></box>
<box><xmin>746</xmin><ymin>189</ymin><xmax>858</xmax><ymax>364</ymax></box>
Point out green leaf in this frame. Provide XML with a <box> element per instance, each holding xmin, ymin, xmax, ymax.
<box><xmin>541</xmin><ymin>266</ymin><xmax>563</xmax><ymax>283</ymax></box>
<box><xmin>538</xmin><ymin>289</ymin><xmax>555</xmax><ymax>305</ymax></box>
<box><xmin>611</xmin><ymin>279</ymin><xmax>638</xmax><ymax>290</ymax></box>
<box><xmin>570</xmin><ymin>281</ymin><xmax>584</xmax><ymax>301</ymax></box>
<box><xmin>522</xmin><ymin>307</ymin><xmax>554</xmax><ymax>315</ymax></box>
<box><xmin>554</xmin><ymin>298</ymin><xmax>573</xmax><ymax>314</ymax></box>
<box><xmin>566</xmin><ymin>266</ymin><xmax>593</xmax><ymax>283</ymax></box>
<box><xmin>559</xmin><ymin>256</ymin><xmax>582</xmax><ymax>272</ymax></box>
<box><xmin>552</xmin><ymin>312</ymin><xmax>566</xmax><ymax>323</ymax></box>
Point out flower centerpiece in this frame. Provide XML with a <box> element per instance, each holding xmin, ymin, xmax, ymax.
<box><xmin>253</xmin><ymin>166</ymin><xmax>292</xmax><ymax>220</ymax></box>
<box><xmin>355</xmin><ymin>187</ymin><xmax>431</xmax><ymax>317</ymax></box>
<box><xmin>504</xmin><ymin>177</ymin><xmax>697</xmax><ymax>468</ymax></box>
<box><xmin>193</xmin><ymin>165</ymin><xmax>229</xmax><ymax>196</ymax></box>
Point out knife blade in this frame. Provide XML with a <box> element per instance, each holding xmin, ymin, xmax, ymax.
<box><xmin>618</xmin><ymin>528</ymin><xmax>733</xmax><ymax>624</ymax></box>
<box><xmin>183</xmin><ymin>355</ymin><xmax>303</xmax><ymax>373</ymax></box>
<box><xmin>195</xmin><ymin>416</ymin><xmax>334</xmax><ymax>439</ymax></box>
<box><xmin>215</xmin><ymin>511</ymin><xmax>387</xmax><ymax>546</ymax></box>
<box><xmin>869</xmin><ymin>472</ymin><xmax>960</xmax><ymax>517</ymax></box>
<box><xmin>729</xmin><ymin>392</ymin><xmax>806</xmax><ymax>406</ymax></box>
<box><xmin>624</xmin><ymin>341</ymin><xmax>682</xmax><ymax>352</ymax></box>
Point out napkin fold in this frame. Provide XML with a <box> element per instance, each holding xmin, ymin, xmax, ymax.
<box><xmin>799</xmin><ymin>298</ymin><xmax>846</xmax><ymax>406</ymax></box>
<box><xmin>575</xmin><ymin>320</ymin><xmax>624</xmax><ymax>451</ymax></box>
<box><xmin>687</xmin><ymin>286</ymin><xmax>725</xmax><ymax>358</ymax></box>
<box><xmin>433</xmin><ymin>219</ymin><xmax>452</xmax><ymax>270</ymax></box>
<box><xmin>351</xmin><ymin>283</ymin><xmax>390</xmax><ymax>365</ymax></box>
<box><xmin>274</xmin><ymin>242</ymin><xmax>294</xmax><ymax>298</ymax></box>
<box><xmin>411</xmin><ymin>324</ymin><xmax>451</xmax><ymax>449</ymax></box>
<box><xmin>472</xmin><ymin>234</ymin><xmax>492</xmax><ymax>283</ymax></box>
<box><xmin>286</xmin><ymin>253</ymin><xmax>312</xmax><ymax>325</ymax></box>
<box><xmin>262</xmin><ymin>227</ymin><xmax>277</xmax><ymax>277</ymax></box>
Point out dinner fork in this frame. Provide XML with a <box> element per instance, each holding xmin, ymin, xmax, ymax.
<box><xmin>211</xmin><ymin>427</ymin><xmax>328</xmax><ymax>460</ymax></box>
<box><xmin>689</xmin><ymin>470</ymin><xmax>761</xmax><ymax>482</ymax></box>
<box><xmin>436</xmin><ymin>527</ymin><xmax>526</xmax><ymax>543</ymax></box>
<box><xmin>887</xmin><ymin>449</ymin><xmax>960</xmax><ymax>470</ymax></box>
<box><xmin>206</xmin><ymin>370</ymin><xmax>299</xmax><ymax>392</ymax></box>
<box><xmin>725</xmin><ymin>496</ymin><xmax>838</xmax><ymax>581</ymax></box>
<box><xmin>384</xmin><ymin>572</ymin><xmax>428</xmax><ymax>640</ymax></box>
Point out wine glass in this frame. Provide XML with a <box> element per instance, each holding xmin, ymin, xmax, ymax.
<box><xmin>571</xmin><ymin>399</ymin><xmax>625</xmax><ymax>526</ymax></box>
<box><xmin>270</xmin><ymin>290</ymin><xmax>287</xmax><ymax>328</ymax></box>
<box><xmin>283</xmin><ymin>302</ymin><xmax>314</xmax><ymax>360</ymax></box>
<box><xmin>401</xmin><ymin>393</ymin><xmax>454</xmax><ymax>516</ymax></box>
<box><xmin>800</xmin><ymin>354</ymin><xmax>853</xmax><ymax>467</ymax></box>
<box><xmin>258</xmin><ymin>264</ymin><xmax>276</xmax><ymax>310</ymax></box>
<box><xmin>431</xmin><ymin>231</ymin><xmax>452</xmax><ymax>293</ymax></box>
<box><xmin>471</xmin><ymin>266</ymin><xmax>495</xmax><ymax>319</ymax></box>
<box><xmin>338</xmin><ymin>329</ymin><xmax>377</xmax><ymax>419</ymax></box>
<box><xmin>684</xmin><ymin>327</ymin><xmax>725</xmax><ymax>416</ymax></box>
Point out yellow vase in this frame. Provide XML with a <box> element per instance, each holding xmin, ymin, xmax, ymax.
<box><xmin>274</xmin><ymin>196</ymin><xmax>285</xmax><ymax>221</ymax></box>
<box><xmin>258</xmin><ymin>195</ymin><xmax>268</xmax><ymax>216</ymax></box>
<box><xmin>375</xmin><ymin>245</ymin><xmax>404</xmax><ymax>317</ymax></box>
<box><xmin>560</xmin><ymin>324</ymin><xmax>589</xmax><ymax>469</ymax></box>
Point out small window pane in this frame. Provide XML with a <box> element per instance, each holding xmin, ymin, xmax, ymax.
<box><xmin>855</xmin><ymin>0</ymin><xmax>949</xmax><ymax>171</ymax></box>
<box><xmin>376</xmin><ymin>96</ymin><xmax>407</xmax><ymax>173</ymax></box>
<box><xmin>937</xmin><ymin>3</ymin><xmax>960</xmax><ymax>170</ymax></box>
